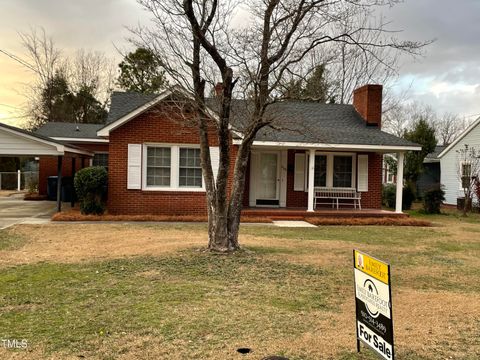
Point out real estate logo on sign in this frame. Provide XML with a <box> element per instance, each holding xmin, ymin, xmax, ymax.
<box><xmin>354</xmin><ymin>250</ymin><xmax>394</xmax><ymax>360</ymax></box>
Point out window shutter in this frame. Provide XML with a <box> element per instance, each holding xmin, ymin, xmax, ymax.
<box><xmin>294</xmin><ymin>153</ymin><xmax>306</xmax><ymax>191</ymax></box>
<box><xmin>209</xmin><ymin>147</ymin><xmax>220</xmax><ymax>182</ymax></box>
<box><xmin>127</xmin><ymin>144</ymin><xmax>142</xmax><ymax>189</ymax></box>
<box><xmin>357</xmin><ymin>155</ymin><xmax>368</xmax><ymax>192</ymax></box>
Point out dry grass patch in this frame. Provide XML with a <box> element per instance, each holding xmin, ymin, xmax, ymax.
<box><xmin>52</xmin><ymin>209</ymin><xmax>272</xmax><ymax>223</ymax></box>
<box><xmin>0</xmin><ymin>224</ymin><xmax>207</xmax><ymax>267</ymax></box>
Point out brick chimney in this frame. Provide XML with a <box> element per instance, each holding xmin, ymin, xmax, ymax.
<box><xmin>353</xmin><ymin>84</ymin><xmax>383</xmax><ymax>128</ymax></box>
<box><xmin>214</xmin><ymin>82</ymin><xmax>223</xmax><ymax>97</ymax></box>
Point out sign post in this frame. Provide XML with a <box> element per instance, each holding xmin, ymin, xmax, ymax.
<box><xmin>353</xmin><ymin>250</ymin><xmax>394</xmax><ymax>360</ymax></box>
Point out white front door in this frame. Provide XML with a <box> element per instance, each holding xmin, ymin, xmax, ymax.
<box><xmin>254</xmin><ymin>152</ymin><xmax>280</xmax><ymax>205</ymax></box>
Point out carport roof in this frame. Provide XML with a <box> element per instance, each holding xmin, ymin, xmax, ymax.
<box><xmin>0</xmin><ymin>122</ymin><xmax>93</xmax><ymax>157</ymax></box>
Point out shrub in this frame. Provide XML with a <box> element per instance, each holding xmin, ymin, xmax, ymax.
<box><xmin>74</xmin><ymin>166</ymin><xmax>108</xmax><ymax>215</ymax></box>
<box><xmin>382</xmin><ymin>184</ymin><xmax>396</xmax><ymax>208</ymax></box>
<box><xmin>402</xmin><ymin>183</ymin><xmax>415</xmax><ymax>210</ymax></box>
<box><xmin>423</xmin><ymin>185</ymin><xmax>445</xmax><ymax>214</ymax></box>
<box><xmin>382</xmin><ymin>183</ymin><xmax>415</xmax><ymax>210</ymax></box>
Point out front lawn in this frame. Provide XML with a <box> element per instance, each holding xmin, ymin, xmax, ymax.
<box><xmin>0</xmin><ymin>213</ymin><xmax>479</xmax><ymax>359</ymax></box>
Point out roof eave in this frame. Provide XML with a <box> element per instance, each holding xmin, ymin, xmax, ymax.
<box><xmin>51</xmin><ymin>137</ymin><xmax>109</xmax><ymax>143</ymax></box>
<box><xmin>98</xmin><ymin>87</ymin><xmax>245</xmax><ymax>139</ymax></box>
<box><xmin>438</xmin><ymin>116</ymin><xmax>480</xmax><ymax>158</ymax></box>
<box><xmin>233</xmin><ymin>139</ymin><xmax>421</xmax><ymax>152</ymax></box>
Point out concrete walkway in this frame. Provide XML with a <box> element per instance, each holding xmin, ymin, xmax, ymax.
<box><xmin>0</xmin><ymin>194</ymin><xmax>55</xmax><ymax>229</ymax></box>
<box><xmin>272</xmin><ymin>220</ymin><xmax>317</xmax><ymax>228</ymax></box>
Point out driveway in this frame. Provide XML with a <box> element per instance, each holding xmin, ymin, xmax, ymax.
<box><xmin>0</xmin><ymin>194</ymin><xmax>55</xmax><ymax>229</ymax></box>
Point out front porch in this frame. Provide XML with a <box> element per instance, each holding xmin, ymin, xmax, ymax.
<box><xmin>245</xmin><ymin>147</ymin><xmax>406</xmax><ymax>213</ymax></box>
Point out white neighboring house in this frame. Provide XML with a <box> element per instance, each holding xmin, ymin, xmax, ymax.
<box><xmin>438</xmin><ymin>116</ymin><xmax>480</xmax><ymax>205</ymax></box>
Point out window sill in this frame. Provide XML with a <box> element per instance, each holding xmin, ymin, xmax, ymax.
<box><xmin>142</xmin><ymin>187</ymin><xmax>206</xmax><ymax>193</ymax></box>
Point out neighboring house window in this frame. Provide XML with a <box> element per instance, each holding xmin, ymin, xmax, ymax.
<box><xmin>461</xmin><ymin>162</ymin><xmax>472</xmax><ymax>189</ymax></box>
<box><xmin>462</xmin><ymin>162</ymin><xmax>472</xmax><ymax>178</ymax></box>
<box><xmin>93</xmin><ymin>153</ymin><xmax>109</xmax><ymax>170</ymax></box>
<box><xmin>179</xmin><ymin>148</ymin><xmax>202</xmax><ymax>187</ymax></box>
<box><xmin>387</xmin><ymin>170</ymin><xmax>395</xmax><ymax>184</ymax></box>
<box><xmin>314</xmin><ymin>155</ymin><xmax>327</xmax><ymax>186</ymax></box>
<box><xmin>333</xmin><ymin>155</ymin><xmax>353</xmax><ymax>187</ymax></box>
<box><xmin>146</xmin><ymin>147</ymin><xmax>171</xmax><ymax>186</ymax></box>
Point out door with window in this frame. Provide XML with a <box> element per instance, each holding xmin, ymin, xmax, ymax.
<box><xmin>254</xmin><ymin>152</ymin><xmax>280</xmax><ymax>206</ymax></box>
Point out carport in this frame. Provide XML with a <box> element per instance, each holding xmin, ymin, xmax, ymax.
<box><xmin>0</xmin><ymin>122</ymin><xmax>93</xmax><ymax>212</ymax></box>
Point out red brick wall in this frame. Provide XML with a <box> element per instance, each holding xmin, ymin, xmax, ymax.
<box><xmin>107</xmin><ymin>106</ymin><xmax>228</xmax><ymax>215</ymax></box>
<box><xmin>38</xmin><ymin>142</ymin><xmax>108</xmax><ymax>195</ymax></box>
<box><xmin>286</xmin><ymin>150</ymin><xmax>308</xmax><ymax>208</ymax></box>
<box><xmin>353</xmin><ymin>85</ymin><xmax>383</xmax><ymax>128</ymax></box>
<box><xmin>361</xmin><ymin>152</ymin><xmax>383</xmax><ymax>209</ymax></box>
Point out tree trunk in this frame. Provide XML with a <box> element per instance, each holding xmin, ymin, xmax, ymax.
<box><xmin>206</xmin><ymin>139</ymin><xmax>252</xmax><ymax>252</ymax></box>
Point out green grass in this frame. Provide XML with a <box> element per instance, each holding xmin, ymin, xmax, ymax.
<box><xmin>241</xmin><ymin>225</ymin><xmax>441</xmax><ymax>246</ymax></box>
<box><xmin>0</xmin><ymin>230</ymin><xmax>28</xmax><ymax>250</ymax></box>
<box><xmin>0</xmin><ymin>253</ymin><xmax>332</xmax><ymax>357</ymax></box>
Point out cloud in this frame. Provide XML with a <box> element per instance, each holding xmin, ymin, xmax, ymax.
<box><xmin>381</xmin><ymin>0</ymin><xmax>480</xmax><ymax>117</ymax></box>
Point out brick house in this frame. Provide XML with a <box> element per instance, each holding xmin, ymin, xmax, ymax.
<box><xmin>36</xmin><ymin>84</ymin><xmax>420</xmax><ymax>215</ymax></box>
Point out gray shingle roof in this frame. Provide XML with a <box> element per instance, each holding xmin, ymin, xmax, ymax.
<box><xmin>105</xmin><ymin>91</ymin><xmax>418</xmax><ymax>148</ymax></box>
<box><xmin>425</xmin><ymin>145</ymin><xmax>447</xmax><ymax>161</ymax></box>
<box><xmin>106</xmin><ymin>91</ymin><xmax>158</xmax><ymax>124</ymax></box>
<box><xmin>36</xmin><ymin>122</ymin><xmax>104</xmax><ymax>139</ymax></box>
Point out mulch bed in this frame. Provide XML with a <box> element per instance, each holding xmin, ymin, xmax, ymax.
<box><xmin>51</xmin><ymin>210</ymin><xmax>272</xmax><ymax>223</ymax></box>
<box><xmin>52</xmin><ymin>210</ymin><xmax>432</xmax><ymax>226</ymax></box>
<box><xmin>24</xmin><ymin>193</ymin><xmax>48</xmax><ymax>201</ymax></box>
<box><xmin>305</xmin><ymin>217</ymin><xmax>432</xmax><ymax>226</ymax></box>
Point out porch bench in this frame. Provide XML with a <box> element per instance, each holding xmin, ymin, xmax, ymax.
<box><xmin>314</xmin><ymin>187</ymin><xmax>362</xmax><ymax>210</ymax></box>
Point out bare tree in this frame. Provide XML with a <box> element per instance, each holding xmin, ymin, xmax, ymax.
<box><xmin>133</xmin><ymin>0</ymin><xmax>428</xmax><ymax>252</ymax></box>
<box><xmin>457</xmin><ymin>144</ymin><xmax>480</xmax><ymax>216</ymax></box>
<box><xmin>8</xmin><ymin>27</ymin><xmax>115</xmax><ymax>128</ymax></box>
<box><xmin>68</xmin><ymin>49</ymin><xmax>116</xmax><ymax>106</ymax></box>
<box><xmin>17</xmin><ymin>27</ymin><xmax>64</xmax><ymax>128</ymax></box>
<box><xmin>382</xmin><ymin>100</ymin><xmax>470</xmax><ymax>147</ymax></box>
<box><xmin>382</xmin><ymin>101</ymin><xmax>437</xmax><ymax>137</ymax></box>
<box><xmin>433</xmin><ymin>113</ymin><xmax>468</xmax><ymax>146</ymax></box>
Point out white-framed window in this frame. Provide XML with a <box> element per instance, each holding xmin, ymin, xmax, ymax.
<box><xmin>462</xmin><ymin>161</ymin><xmax>472</xmax><ymax>178</ymax></box>
<box><xmin>142</xmin><ymin>144</ymin><xmax>205</xmax><ymax>191</ymax></box>
<box><xmin>146</xmin><ymin>147</ymin><xmax>171</xmax><ymax>186</ymax></box>
<box><xmin>333</xmin><ymin>155</ymin><xmax>353</xmax><ymax>187</ymax></box>
<box><xmin>179</xmin><ymin>148</ymin><xmax>202</xmax><ymax>187</ymax></box>
<box><xmin>314</xmin><ymin>155</ymin><xmax>327</xmax><ymax>187</ymax></box>
<box><xmin>308</xmin><ymin>152</ymin><xmax>356</xmax><ymax>189</ymax></box>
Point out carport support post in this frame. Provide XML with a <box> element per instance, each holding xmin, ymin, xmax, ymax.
<box><xmin>56</xmin><ymin>156</ymin><xmax>63</xmax><ymax>213</ymax></box>
<box><xmin>71</xmin><ymin>157</ymin><xmax>76</xmax><ymax>208</ymax></box>
<box><xmin>307</xmin><ymin>149</ymin><xmax>316</xmax><ymax>212</ymax></box>
<box><xmin>395</xmin><ymin>151</ymin><xmax>405</xmax><ymax>213</ymax></box>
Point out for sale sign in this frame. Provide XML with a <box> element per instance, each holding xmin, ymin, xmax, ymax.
<box><xmin>354</xmin><ymin>250</ymin><xmax>394</xmax><ymax>360</ymax></box>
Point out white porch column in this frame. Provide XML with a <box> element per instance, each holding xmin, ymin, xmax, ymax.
<box><xmin>307</xmin><ymin>149</ymin><xmax>316</xmax><ymax>212</ymax></box>
<box><xmin>395</xmin><ymin>151</ymin><xmax>405</xmax><ymax>213</ymax></box>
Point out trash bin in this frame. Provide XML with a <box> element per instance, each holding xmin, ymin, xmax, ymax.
<box><xmin>47</xmin><ymin>176</ymin><xmax>58</xmax><ymax>201</ymax></box>
<box><xmin>47</xmin><ymin>176</ymin><xmax>74</xmax><ymax>202</ymax></box>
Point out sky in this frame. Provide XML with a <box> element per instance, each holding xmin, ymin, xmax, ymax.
<box><xmin>0</xmin><ymin>0</ymin><xmax>479</xmax><ymax>128</ymax></box>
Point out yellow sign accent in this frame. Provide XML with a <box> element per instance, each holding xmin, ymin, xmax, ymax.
<box><xmin>354</xmin><ymin>250</ymin><xmax>389</xmax><ymax>284</ymax></box>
